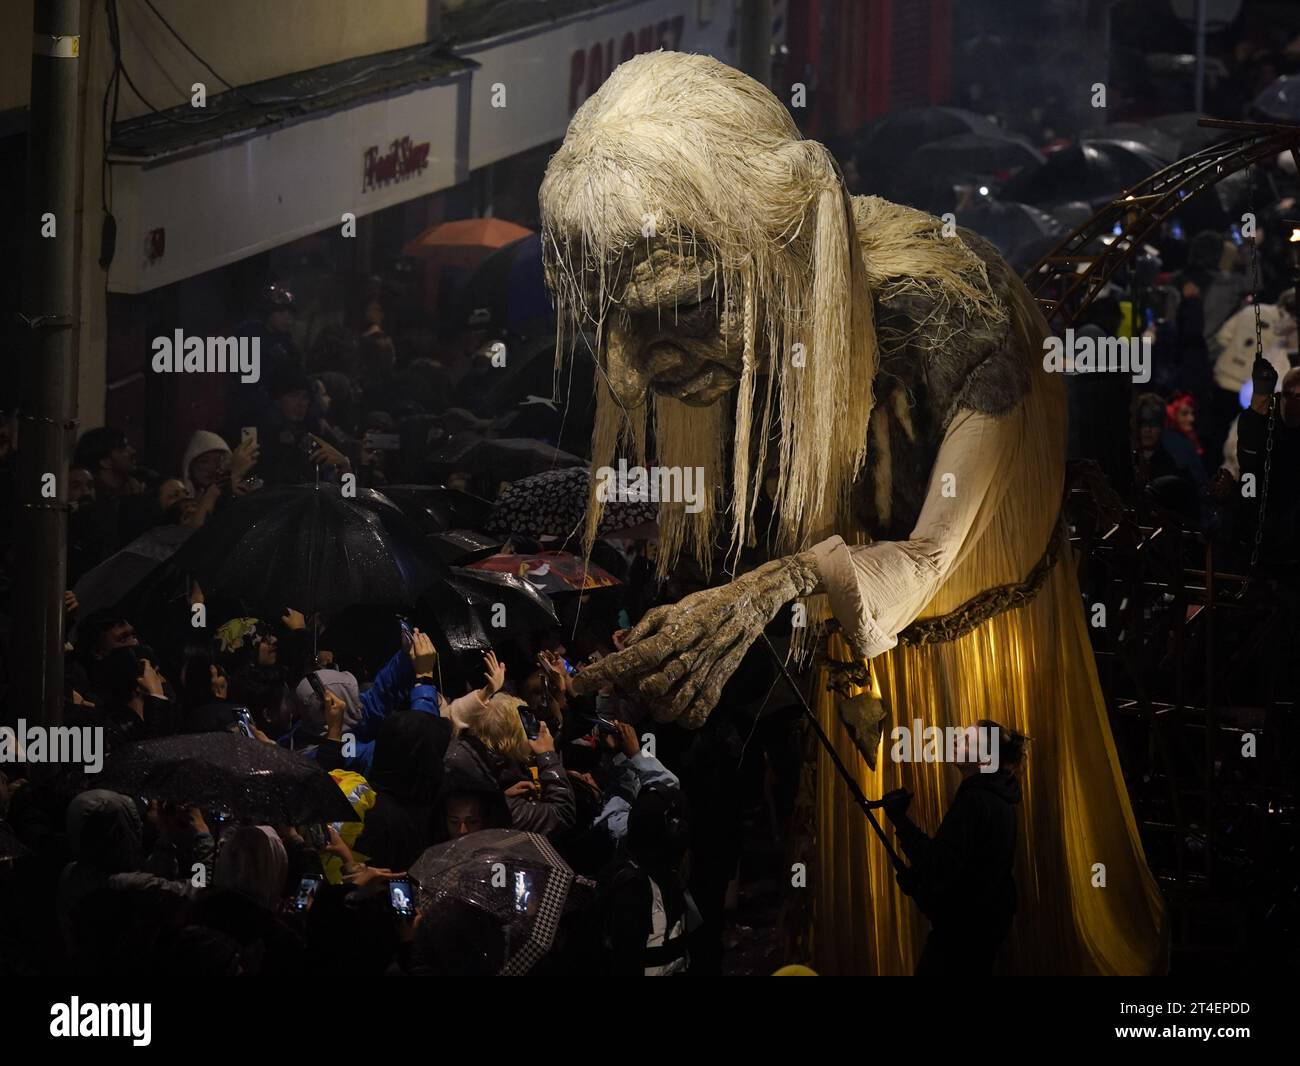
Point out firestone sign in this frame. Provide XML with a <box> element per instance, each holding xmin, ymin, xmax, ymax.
<box><xmin>362</xmin><ymin>135</ymin><xmax>432</xmax><ymax>193</ymax></box>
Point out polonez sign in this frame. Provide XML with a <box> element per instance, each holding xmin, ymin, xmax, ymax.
<box><xmin>459</xmin><ymin>0</ymin><xmax>735</xmax><ymax>172</ymax></box>
<box><xmin>567</xmin><ymin>15</ymin><xmax>684</xmax><ymax>111</ymax></box>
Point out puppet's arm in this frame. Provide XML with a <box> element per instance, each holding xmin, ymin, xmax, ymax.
<box><xmin>807</xmin><ymin>404</ymin><xmax>1022</xmax><ymax>660</ymax></box>
<box><xmin>577</xmin><ymin>405</ymin><xmax>1023</xmax><ymax>726</ymax></box>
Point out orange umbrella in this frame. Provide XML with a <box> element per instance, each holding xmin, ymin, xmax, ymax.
<box><xmin>402</xmin><ymin>217</ymin><xmax>533</xmax><ymax>269</ymax></box>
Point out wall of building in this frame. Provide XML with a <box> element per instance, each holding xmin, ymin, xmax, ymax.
<box><xmin>3</xmin><ymin>0</ymin><xmax>438</xmax><ymax>432</ymax></box>
<box><xmin>2</xmin><ymin>0</ymin><xmax>435</xmax><ymax>116</ymax></box>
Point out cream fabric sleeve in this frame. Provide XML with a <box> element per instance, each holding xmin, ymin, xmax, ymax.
<box><xmin>807</xmin><ymin>405</ymin><xmax>1023</xmax><ymax>659</ymax></box>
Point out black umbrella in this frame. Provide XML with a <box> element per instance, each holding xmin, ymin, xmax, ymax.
<box><xmin>1254</xmin><ymin>75</ymin><xmax>1300</xmax><ymax>122</ymax></box>
<box><xmin>856</xmin><ymin>106</ymin><xmax>1007</xmax><ymax>199</ymax></box>
<box><xmin>1081</xmin><ymin>122</ymin><xmax>1180</xmax><ymax>163</ymax></box>
<box><xmin>449</xmin><ymin>566</ymin><xmax>558</xmax><ymax>630</ymax></box>
<box><xmin>428</xmin><ymin>436</ymin><xmax>585</xmax><ymax>480</ymax></box>
<box><xmin>1002</xmin><ymin>138</ymin><xmax>1166</xmax><ymax>208</ymax></box>
<box><xmin>376</xmin><ymin>484</ymin><xmax>494</xmax><ymax>534</ymax></box>
<box><xmin>456</xmin><ymin>233</ymin><xmax>552</xmax><ymax>333</ymax></box>
<box><xmin>1148</xmin><ymin>111</ymin><xmax>1233</xmax><ymax>157</ymax></box>
<box><xmin>71</xmin><ymin>524</ymin><xmax>194</xmax><ymax>623</ymax></box>
<box><xmin>170</xmin><ymin>485</ymin><xmax>444</xmax><ymax>614</ymax></box>
<box><xmin>92</xmin><ymin>733</ymin><xmax>358</xmax><ymax>824</ymax></box>
<box><xmin>429</xmin><ymin>529</ymin><xmax>502</xmax><ymax>565</ymax></box>
<box><xmin>905</xmin><ymin>131</ymin><xmax>1045</xmax><ymax>178</ymax></box>
<box><xmin>954</xmin><ymin>199</ymin><xmax>1062</xmax><ymax>256</ymax></box>
<box><xmin>1047</xmin><ymin>199</ymin><xmax>1097</xmax><ymax>232</ymax></box>
<box><xmin>416</xmin><ymin>565</ymin><xmax>559</xmax><ymax>652</ymax></box>
<box><xmin>409</xmin><ymin>829</ymin><xmax>586</xmax><ymax>976</ymax></box>
<box><xmin>856</xmin><ymin>106</ymin><xmax>1003</xmax><ymax>165</ymax></box>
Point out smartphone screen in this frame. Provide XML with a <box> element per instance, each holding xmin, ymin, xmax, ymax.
<box><xmin>513</xmin><ymin>870</ymin><xmax>534</xmax><ymax>915</ymax></box>
<box><xmin>293</xmin><ymin>876</ymin><xmax>320</xmax><ymax>913</ymax></box>
<box><xmin>389</xmin><ymin>878</ymin><xmax>414</xmax><ymax>918</ymax></box>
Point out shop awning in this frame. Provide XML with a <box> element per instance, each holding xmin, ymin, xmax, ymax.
<box><xmin>106</xmin><ymin>43</ymin><xmax>476</xmax><ymax>294</ymax></box>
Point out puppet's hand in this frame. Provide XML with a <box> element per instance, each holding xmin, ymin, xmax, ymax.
<box><xmin>574</xmin><ymin>553</ymin><xmax>820</xmax><ymax>727</ymax></box>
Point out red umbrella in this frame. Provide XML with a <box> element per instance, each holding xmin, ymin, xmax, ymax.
<box><xmin>402</xmin><ymin>218</ymin><xmax>533</xmax><ymax>270</ymax></box>
<box><xmin>467</xmin><ymin>550</ymin><xmax>619</xmax><ymax>595</ymax></box>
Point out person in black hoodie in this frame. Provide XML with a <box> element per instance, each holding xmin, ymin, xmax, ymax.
<box><xmin>354</xmin><ymin>711</ymin><xmax>451</xmax><ymax>871</ymax></box>
<box><xmin>881</xmin><ymin>719</ymin><xmax>1026</xmax><ymax>976</ymax></box>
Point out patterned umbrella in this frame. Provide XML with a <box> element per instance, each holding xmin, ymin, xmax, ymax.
<box><xmin>409</xmin><ymin>829</ymin><xmax>586</xmax><ymax>976</ymax></box>
<box><xmin>486</xmin><ymin>466</ymin><xmax>659</xmax><ymax>539</ymax></box>
<box><xmin>466</xmin><ymin>550</ymin><xmax>620</xmax><ymax>595</ymax></box>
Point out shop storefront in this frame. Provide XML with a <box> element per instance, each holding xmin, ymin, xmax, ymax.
<box><xmin>101</xmin><ymin>46</ymin><xmax>474</xmax><ymax>466</ymax></box>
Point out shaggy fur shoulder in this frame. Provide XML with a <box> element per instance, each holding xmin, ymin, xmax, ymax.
<box><xmin>853</xmin><ymin>227</ymin><xmax>1031</xmax><ymax>540</ymax></box>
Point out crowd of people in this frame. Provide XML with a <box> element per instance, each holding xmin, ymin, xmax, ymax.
<box><xmin>3</xmin><ymin>14</ymin><xmax>1300</xmax><ymax>978</ymax></box>
<box><xmin>0</xmin><ymin>247</ymin><xmax>811</xmax><ymax>974</ymax></box>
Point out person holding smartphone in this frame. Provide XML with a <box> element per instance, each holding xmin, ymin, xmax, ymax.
<box><xmin>304</xmin><ymin>626</ymin><xmax>443</xmax><ymax>777</ymax></box>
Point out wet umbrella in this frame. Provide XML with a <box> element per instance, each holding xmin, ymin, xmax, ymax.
<box><xmin>408</xmin><ymin>829</ymin><xmax>586</xmax><ymax>975</ymax></box>
<box><xmin>71</xmin><ymin>524</ymin><xmax>194</xmax><ymax>622</ymax></box>
<box><xmin>1254</xmin><ymin>75</ymin><xmax>1300</xmax><ymax>122</ymax></box>
<box><xmin>1002</xmin><ymin>138</ymin><xmax>1165</xmax><ymax>208</ymax></box>
<box><xmin>954</xmin><ymin>199</ymin><xmax>1062</xmax><ymax>257</ymax></box>
<box><xmin>458</xmin><ymin>233</ymin><xmax>552</xmax><ymax>333</ymax></box>
<box><xmin>1081</xmin><ymin>122</ymin><xmax>1180</xmax><ymax>163</ymax></box>
<box><xmin>485</xmin><ymin>466</ymin><xmax>659</xmax><ymax>540</ymax></box>
<box><xmin>1047</xmin><ymin>199</ymin><xmax>1096</xmax><ymax>232</ymax></box>
<box><xmin>376</xmin><ymin>485</ymin><xmax>494</xmax><ymax>534</ymax></box>
<box><xmin>411</xmin><ymin>564</ymin><xmax>560</xmax><ymax>653</ymax></box>
<box><xmin>856</xmin><ymin>107</ymin><xmax>1003</xmax><ymax>168</ymax></box>
<box><xmin>1147</xmin><ymin>111</ymin><xmax>1233</xmax><ymax>157</ymax></box>
<box><xmin>905</xmin><ymin>131</ymin><xmax>1045</xmax><ymax>179</ymax></box>
<box><xmin>169</xmin><ymin>485</ymin><xmax>445</xmax><ymax>615</ymax></box>
<box><xmin>429</xmin><ymin>529</ymin><xmax>502</xmax><ymax>565</ymax></box>
<box><xmin>448</xmin><ymin>567</ymin><xmax>558</xmax><ymax>626</ymax></box>
<box><xmin>467</xmin><ymin>550</ymin><xmax>619</xmax><ymax>595</ymax></box>
<box><xmin>92</xmin><ymin>733</ymin><xmax>358</xmax><ymax>825</ymax></box>
<box><xmin>427</xmin><ymin>436</ymin><xmax>585</xmax><ymax>480</ymax></box>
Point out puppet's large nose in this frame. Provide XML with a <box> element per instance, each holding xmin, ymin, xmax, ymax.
<box><xmin>603</xmin><ymin>316</ymin><xmax>653</xmax><ymax>409</ymax></box>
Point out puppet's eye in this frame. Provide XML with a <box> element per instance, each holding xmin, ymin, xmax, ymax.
<box><xmin>673</xmin><ymin>296</ymin><xmax>718</xmax><ymax>334</ymax></box>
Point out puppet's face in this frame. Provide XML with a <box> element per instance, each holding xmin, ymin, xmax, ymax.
<box><xmin>601</xmin><ymin>244</ymin><xmax>746</xmax><ymax>408</ymax></box>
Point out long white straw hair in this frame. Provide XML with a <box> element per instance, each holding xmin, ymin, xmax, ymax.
<box><xmin>540</xmin><ymin>51</ymin><xmax>1000</xmax><ymax>574</ymax></box>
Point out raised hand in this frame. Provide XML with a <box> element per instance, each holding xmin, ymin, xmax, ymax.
<box><xmin>230</xmin><ymin>435</ymin><xmax>260</xmax><ymax>484</ymax></box>
<box><xmin>407</xmin><ymin>628</ymin><xmax>437</xmax><ymax>676</ymax></box>
<box><xmin>482</xmin><ymin>650</ymin><xmax>506</xmax><ymax>696</ymax></box>
<box><xmin>574</xmin><ymin>553</ymin><xmax>821</xmax><ymax>727</ymax></box>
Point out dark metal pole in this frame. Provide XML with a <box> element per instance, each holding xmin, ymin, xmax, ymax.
<box><xmin>761</xmin><ymin>634</ymin><xmax>906</xmax><ymax>871</ymax></box>
<box><xmin>14</xmin><ymin>0</ymin><xmax>82</xmax><ymax>731</ymax></box>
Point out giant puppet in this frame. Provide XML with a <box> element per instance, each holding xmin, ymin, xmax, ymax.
<box><xmin>541</xmin><ymin>51</ymin><xmax>1166</xmax><ymax>975</ymax></box>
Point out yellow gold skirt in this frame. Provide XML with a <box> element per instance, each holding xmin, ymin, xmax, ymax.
<box><xmin>810</xmin><ymin>352</ymin><xmax>1168</xmax><ymax>975</ymax></box>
